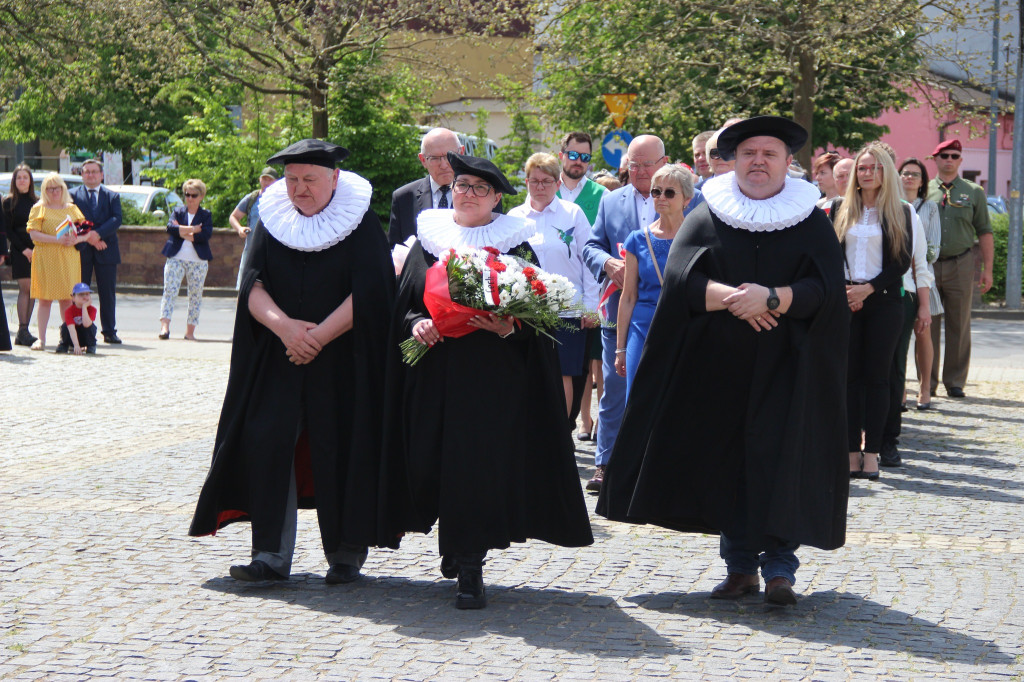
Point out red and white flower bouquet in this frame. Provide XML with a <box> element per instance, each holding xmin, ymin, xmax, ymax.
<box><xmin>401</xmin><ymin>246</ymin><xmax>580</xmax><ymax>366</ymax></box>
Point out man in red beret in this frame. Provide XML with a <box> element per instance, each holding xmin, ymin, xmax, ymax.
<box><xmin>926</xmin><ymin>139</ymin><xmax>993</xmax><ymax>399</ymax></box>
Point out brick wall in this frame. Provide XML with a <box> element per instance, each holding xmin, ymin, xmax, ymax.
<box><xmin>118</xmin><ymin>226</ymin><xmax>246</xmax><ymax>288</ymax></box>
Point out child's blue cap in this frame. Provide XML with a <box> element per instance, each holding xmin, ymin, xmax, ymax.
<box><xmin>72</xmin><ymin>283</ymin><xmax>93</xmax><ymax>295</ymax></box>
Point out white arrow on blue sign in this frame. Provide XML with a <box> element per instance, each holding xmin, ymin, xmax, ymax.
<box><xmin>601</xmin><ymin>130</ymin><xmax>633</xmax><ymax>169</ymax></box>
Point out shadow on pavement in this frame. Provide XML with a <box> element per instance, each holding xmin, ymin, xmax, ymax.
<box><xmin>202</xmin><ymin>574</ymin><xmax>683</xmax><ymax>658</ymax></box>
<box><xmin>625</xmin><ymin>590</ymin><xmax>1013</xmax><ymax>665</ymax></box>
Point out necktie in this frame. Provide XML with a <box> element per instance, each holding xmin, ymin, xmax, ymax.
<box><xmin>89</xmin><ymin>189</ymin><xmax>98</xmax><ymax>212</ymax></box>
<box><xmin>438</xmin><ymin>185</ymin><xmax>450</xmax><ymax>209</ymax></box>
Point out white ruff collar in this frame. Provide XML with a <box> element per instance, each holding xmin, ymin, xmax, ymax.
<box><xmin>257</xmin><ymin>171</ymin><xmax>372</xmax><ymax>251</ymax></box>
<box><xmin>702</xmin><ymin>172</ymin><xmax>820</xmax><ymax>232</ymax></box>
<box><xmin>416</xmin><ymin>209</ymin><xmax>536</xmax><ymax>257</ymax></box>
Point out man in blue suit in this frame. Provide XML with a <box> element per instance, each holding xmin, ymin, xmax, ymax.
<box><xmin>71</xmin><ymin>159</ymin><xmax>123</xmax><ymax>343</ymax></box>
<box><xmin>582</xmin><ymin>135</ymin><xmax>703</xmax><ymax>492</ymax></box>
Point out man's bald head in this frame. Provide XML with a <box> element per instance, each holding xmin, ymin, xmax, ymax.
<box><xmin>625</xmin><ymin>135</ymin><xmax>668</xmax><ymax>197</ymax></box>
<box><xmin>419</xmin><ymin>128</ymin><xmax>465</xmax><ymax>186</ymax></box>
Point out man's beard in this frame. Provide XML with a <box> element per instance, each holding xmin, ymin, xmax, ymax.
<box><xmin>563</xmin><ymin>165</ymin><xmax>586</xmax><ymax>181</ymax></box>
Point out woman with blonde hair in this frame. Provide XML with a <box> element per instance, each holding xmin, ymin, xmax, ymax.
<box><xmin>159</xmin><ymin>178</ymin><xmax>213</xmax><ymax>340</ymax></box>
<box><xmin>831</xmin><ymin>144</ymin><xmax>912</xmax><ymax>480</ymax></box>
<box><xmin>26</xmin><ymin>173</ymin><xmax>89</xmax><ymax>350</ymax></box>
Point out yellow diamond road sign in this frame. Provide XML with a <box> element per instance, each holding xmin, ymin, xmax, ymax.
<box><xmin>603</xmin><ymin>94</ymin><xmax>637</xmax><ymax>128</ymax></box>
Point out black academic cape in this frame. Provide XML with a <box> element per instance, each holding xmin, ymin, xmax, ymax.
<box><xmin>596</xmin><ymin>203</ymin><xmax>851</xmax><ymax>551</ymax></box>
<box><xmin>378</xmin><ymin>240</ymin><xmax>594</xmax><ymax>555</ymax></box>
<box><xmin>189</xmin><ymin>210</ymin><xmax>396</xmax><ymax>552</ymax></box>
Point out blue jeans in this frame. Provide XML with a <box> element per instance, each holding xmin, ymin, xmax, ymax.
<box><xmin>719</xmin><ymin>532</ymin><xmax>800</xmax><ymax>585</ymax></box>
<box><xmin>596</xmin><ymin>320</ymin><xmax>626</xmax><ymax>467</ymax></box>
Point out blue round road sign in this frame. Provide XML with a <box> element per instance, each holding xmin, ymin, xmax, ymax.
<box><xmin>601</xmin><ymin>130</ymin><xmax>633</xmax><ymax>169</ymax></box>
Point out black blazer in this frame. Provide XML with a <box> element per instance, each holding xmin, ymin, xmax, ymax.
<box><xmin>162</xmin><ymin>206</ymin><xmax>214</xmax><ymax>260</ymax></box>
<box><xmin>831</xmin><ymin>199</ymin><xmax>912</xmax><ymax>300</ymax></box>
<box><xmin>71</xmin><ymin>184</ymin><xmax>123</xmax><ymax>265</ymax></box>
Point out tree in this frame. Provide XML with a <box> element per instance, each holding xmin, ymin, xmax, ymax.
<box><xmin>157</xmin><ymin>0</ymin><xmax>536</xmax><ymax>139</ymax></box>
<box><xmin>536</xmin><ymin>0</ymin><xmax>965</xmax><ymax>169</ymax></box>
<box><xmin>0</xmin><ymin>0</ymin><xmax>199</xmax><ymax>172</ymax></box>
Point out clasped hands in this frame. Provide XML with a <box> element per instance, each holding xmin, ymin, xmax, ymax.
<box><xmin>720</xmin><ymin>283</ymin><xmax>780</xmax><ymax>332</ymax></box>
<box><xmin>846</xmin><ymin>283</ymin><xmax>873</xmax><ymax>312</ymax></box>
<box><xmin>280</xmin><ymin>318</ymin><xmax>325</xmax><ymax>365</ymax></box>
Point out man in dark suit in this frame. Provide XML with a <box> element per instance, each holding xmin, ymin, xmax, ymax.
<box><xmin>388</xmin><ymin>128</ymin><xmax>463</xmax><ymax>257</ymax></box>
<box><xmin>71</xmin><ymin>159</ymin><xmax>123</xmax><ymax>343</ymax></box>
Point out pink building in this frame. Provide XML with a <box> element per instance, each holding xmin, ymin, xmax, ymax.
<box><xmin>817</xmin><ymin>81</ymin><xmax>1015</xmax><ymax>198</ymax></box>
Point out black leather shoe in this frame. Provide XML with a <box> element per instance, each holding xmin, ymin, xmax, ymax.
<box><xmin>947</xmin><ymin>387</ymin><xmax>965</xmax><ymax>398</ymax></box>
<box><xmin>455</xmin><ymin>566</ymin><xmax>486</xmax><ymax>609</ymax></box>
<box><xmin>103</xmin><ymin>332</ymin><xmax>122</xmax><ymax>344</ymax></box>
<box><xmin>764</xmin><ymin>577</ymin><xmax>798</xmax><ymax>606</ymax></box>
<box><xmin>440</xmin><ymin>555</ymin><xmax>459</xmax><ymax>580</ymax></box>
<box><xmin>14</xmin><ymin>328</ymin><xmax>36</xmax><ymax>346</ymax></box>
<box><xmin>229</xmin><ymin>560</ymin><xmax>287</xmax><ymax>582</ymax></box>
<box><xmin>880</xmin><ymin>442</ymin><xmax>902</xmax><ymax>467</ymax></box>
<box><xmin>55</xmin><ymin>343</ymin><xmax>70</xmax><ymax>354</ymax></box>
<box><xmin>325</xmin><ymin>564</ymin><xmax>361</xmax><ymax>584</ymax></box>
<box><xmin>85</xmin><ymin>346</ymin><xmax>97</xmax><ymax>355</ymax></box>
<box><xmin>710</xmin><ymin>573</ymin><xmax>760</xmax><ymax>599</ymax></box>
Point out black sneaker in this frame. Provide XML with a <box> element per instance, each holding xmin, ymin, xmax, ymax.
<box><xmin>103</xmin><ymin>332</ymin><xmax>122</xmax><ymax>344</ymax></box>
<box><xmin>880</xmin><ymin>442</ymin><xmax>902</xmax><ymax>467</ymax></box>
<box><xmin>455</xmin><ymin>566</ymin><xmax>486</xmax><ymax>609</ymax></box>
<box><xmin>85</xmin><ymin>346</ymin><xmax>97</xmax><ymax>355</ymax></box>
<box><xmin>55</xmin><ymin>343</ymin><xmax>70</xmax><ymax>354</ymax></box>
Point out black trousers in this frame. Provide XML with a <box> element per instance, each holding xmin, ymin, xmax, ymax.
<box><xmin>80</xmin><ymin>250</ymin><xmax>117</xmax><ymax>335</ymax></box>
<box><xmin>883</xmin><ymin>292</ymin><xmax>917</xmax><ymax>446</ymax></box>
<box><xmin>847</xmin><ymin>293</ymin><xmax>905</xmax><ymax>453</ymax></box>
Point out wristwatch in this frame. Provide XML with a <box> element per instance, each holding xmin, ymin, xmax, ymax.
<box><xmin>766</xmin><ymin>287</ymin><xmax>780</xmax><ymax>311</ymax></box>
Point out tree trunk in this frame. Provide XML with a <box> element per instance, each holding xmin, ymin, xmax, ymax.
<box><xmin>311</xmin><ymin>82</ymin><xmax>328</xmax><ymax>140</ymax></box>
<box><xmin>792</xmin><ymin>46</ymin><xmax>816</xmax><ymax>173</ymax></box>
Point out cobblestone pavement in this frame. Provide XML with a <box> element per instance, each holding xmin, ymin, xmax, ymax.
<box><xmin>1</xmin><ymin>305</ymin><xmax>1023</xmax><ymax>680</ymax></box>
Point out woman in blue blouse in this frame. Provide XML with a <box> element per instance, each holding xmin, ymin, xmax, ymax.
<box><xmin>159</xmin><ymin>179</ymin><xmax>213</xmax><ymax>340</ymax></box>
<box><xmin>615</xmin><ymin>164</ymin><xmax>694</xmax><ymax>391</ymax></box>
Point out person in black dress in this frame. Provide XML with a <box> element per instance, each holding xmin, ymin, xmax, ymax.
<box><xmin>2</xmin><ymin>165</ymin><xmax>39</xmax><ymax>346</ymax></box>
<box><xmin>380</xmin><ymin>153</ymin><xmax>593</xmax><ymax>609</ymax></box>
<box><xmin>189</xmin><ymin>140</ymin><xmax>395</xmax><ymax>585</ymax></box>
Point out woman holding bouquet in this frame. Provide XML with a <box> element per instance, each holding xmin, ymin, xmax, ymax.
<box><xmin>26</xmin><ymin>173</ymin><xmax>88</xmax><ymax>350</ymax></box>
<box><xmin>381</xmin><ymin>153</ymin><xmax>593</xmax><ymax>610</ymax></box>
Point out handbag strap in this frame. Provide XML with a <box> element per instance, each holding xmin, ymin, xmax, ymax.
<box><xmin>643</xmin><ymin>225</ymin><xmax>664</xmax><ymax>286</ymax></box>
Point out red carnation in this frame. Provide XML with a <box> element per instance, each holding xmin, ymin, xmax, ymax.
<box><xmin>523</xmin><ymin>267</ymin><xmax>536</xmax><ymax>279</ymax></box>
<box><xmin>531</xmin><ymin>279</ymin><xmax>548</xmax><ymax>295</ymax></box>
<box><xmin>491</xmin><ymin>261</ymin><xmax>507</xmax><ymax>273</ymax></box>
<box><xmin>483</xmin><ymin>246</ymin><xmax>500</xmax><ymax>256</ymax></box>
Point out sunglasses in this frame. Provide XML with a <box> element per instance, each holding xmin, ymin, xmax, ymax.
<box><xmin>708</xmin><ymin>149</ymin><xmax>722</xmax><ymax>160</ymax></box>
<box><xmin>650</xmin><ymin>187</ymin><xmax>681</xmax><ymax>199</ymax></box>
<box><xmin>937</xmin><ymin>153</ymin><xmax>961</xmax><ymax>160</ymax></box>
<box><xmin>900</xmin><ymin>171</ymin><xmax>922</xmax><ymax>178</ymax></box>
<box><xmin>183</xmin><ymin>192</ymin><xmax>201</xmax><ymax>198</ymax></box>
<box><xmin>563</xmin><ymin>150</ymin><xmax>592</xmax><ymax>163</ymax></box>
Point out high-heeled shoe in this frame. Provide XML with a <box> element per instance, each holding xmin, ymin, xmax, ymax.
<box><xmin>861</xmin><ymin>453</ymin><xmax>880</xmax><ymax>481</ymax></box>
<box><xmin>850</xmin><ymin>452</ymin><xmax>863</xmax><ymax>479</ymax></box>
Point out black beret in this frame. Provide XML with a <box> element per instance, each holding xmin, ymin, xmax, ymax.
<box><xmin>266</xmin><ymin>139</ymin><xmax>350</xmax><ymax>168</ymax></box>
<box><xmin>717</xmin><ymin>116</ymin><xmax>808</xmax><ymax>162</ymax></box>
<box><xmin>447</xmin><ymin>152</ymin><xmax>518</xmax><ymax>195</ymax></box>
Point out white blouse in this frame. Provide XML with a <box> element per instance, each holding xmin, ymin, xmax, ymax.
<box><xmin>509</xmin><ymin>197</ymin><xmax>600</xmax><ymax>314</ymax></box>
<box><xmin>844</xmin><ymin>208</ymin><xmax>883</xmax><ymax>283</ymax></box>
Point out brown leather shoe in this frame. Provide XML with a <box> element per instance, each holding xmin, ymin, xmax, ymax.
<box><xmin>586</xmin><ymin>465</ymin><xmax>605</xmax><ymax>492</ymax></box>
<box><xmin>710</xmin><ymin>573</ymin><xmax>759</xmax><ymax>599</ymax></box>
<box><xmin>764</xmin><ymin>577</ymin><xmax>797</xmax><ymax>606</ymax></box>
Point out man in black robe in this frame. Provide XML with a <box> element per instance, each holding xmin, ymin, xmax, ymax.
<box><xmin>596</xmin><ymin>117</ymin><xmax>850</xmax><ymax>606</ymax></box>
<box><xmin>189</xmin><ymin>139</ymin><xmax>395</xmax><ymax>585</ymax></box>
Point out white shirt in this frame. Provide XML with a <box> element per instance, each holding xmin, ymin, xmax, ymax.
<box><xmin>174</xmin><ymin>211</ymin><xmax>202</xmax><ymax>262</ymax></box>
<box><xmin>558</xmin><ymin>174</ymin><xmax>589</xmax><ymax>204</ymax></box>
<box><xmin>429</xmin><ymin>177</ymin><xmax>452</xmax><ymax>209</ymax></box>
<box><xmin>902</xmin><ymin>208</ymin><xmax>934</xmax><ymax>293</ymax></box>
<box><xmin>844</xmin><ymin>208</ymin><xmax>883</xmax><ymax>283</ymax></box>
<box><xmin>508</xmin><ymin>197</ymin><xmax>600</xmax><ymax>314</ymax></box>
<box><xmin>631</xmin><ymin>186</ymin><xmax>658</xmax><ymax>230</ymax></box>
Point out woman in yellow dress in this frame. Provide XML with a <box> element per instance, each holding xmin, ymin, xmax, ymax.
<box><xmin>27</xmin><ymin>173</ymin><xmax>89</xmax><ymax>350</ymax></box>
